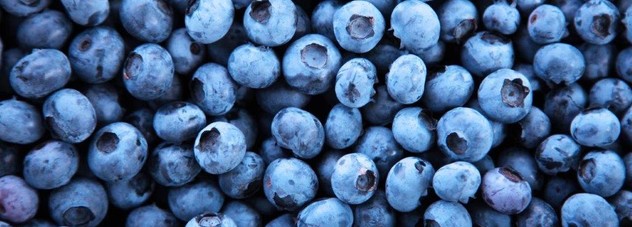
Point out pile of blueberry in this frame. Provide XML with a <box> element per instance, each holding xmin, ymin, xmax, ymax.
<box><xmin>3</xmin><ymin>0</ymin><xmax>632</xmax><ymax>226</ymax></box>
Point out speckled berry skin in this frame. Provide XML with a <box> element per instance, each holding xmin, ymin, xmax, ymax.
<box><xmin>119</xmin><ymin>0</ymin><xmax>173</xmax><ymax>43</ymax></box>
<box><xmin>331</xmin><ymin>153</ymin><xmax>379</xmax><ymax>205</ymax></box>
<box><xmin>334</xmin><ymin>58</ymin><xmax>377</xmax><ymax>108</ymax></box>
<box><xmin>283</xmin><ymin>34</ymin><xmax>342</xmax><ymax>95</ymax></box>
<box><xmin>148</xmin><ymin>142</ymin><xmax>201</xmax><ymax>187</ymax></box>
<box><xmin>123</xmin><ymin>43</ymin><xmax>174</xmax><ymax>101</ymax></box>
<box><xmin>391</xmin><ymin>0</ymin><xmax>440</xmax><ymax>54</ymax></box>
<box><xmin>169</xmin><ymin>181</ymin><xmax>225</xmax><ymax>222</ymax></box>
<box><xmin>433</xmin><ymin>161</ymin><xmax>481</xmax><ymax>203</ymax></box>
<box><xmin>263</xmin><ymin>158</ymin><xmax>318</xmax><ymax>211</ymax></box>
<box><xmin>460</xmin><ymin>32</ymin><xmax>514</xmax><ymax>77</ymax></box>
<box><xmin>325</xmin><ymin>104</ymin><xmax>363</xmax><ymax>150</ymax></box>
<box><xmin>571</xmin><ymin>108</ymin><xmax>620</xmax><ymax>147</ymax></box>
<box><xmin>385</xmin><ymin>157</ymin><xmax>435</xmax><ymax>212</ymax></box>
<box><xmin>218</xmin><ymin>152</ymin><xmax>265</xmax><ymax>199</ymax></box>
<box><xmin>577</xmin><ymin>150</ymin><xmax>625</xmax><ymax>197</ymax></box>
<box><xmin>437</xmin><ymin>107</ymin><xmax>493</xmax><ymax>162</ymax></box>
<box><xmin>185</xmin><ymin>0</ymin><xmax>234</xmax><ymax>44</ymax></box>
<box><xmin>0</xmin><ymin>99</ymin><xmax>45</xmax><ymax>144</ymax></box>
<box><xmin>193</xmin><ymin>122</ymin><xmax>246</xmax><ymax>175</ymax></box>
<box><xmin>88</xmin><ymin>122</ymin><xmax>148</xmax><ymax>182</ymax></box>
<box><xmin>561</xmin><ymin>193</ymin><xmax>619</xmax><ymax>227</ymax></box>
<box><xmin>228</xmin><ymin>43</ymin><xmax>280</xmax><ymax>89</ymax></box>
<box><xmin>333</xmin><ymin>1</ymin><xmax>385</xmax><ymax>53</ymax></box>
<box><xmin>23</xmin><ymin>140</ymin><xmax>79</xmax><ymax>190</ymax></box>
<box><xmin>10</xmin><ymin>49</ymin><xmax>71</xmax><ymax>99</ymax></box>
<box><xmin>271</xmin><ymin>107</ymin><xmax>324</xmax><ymax>159</ymax></box>
<box><xmin>48</xmin><ymin>177</ymin><xmax>108</xmax><ymax>227</ymax></box>
<box><xmin>528</xmin><ymin>4</ymin><xmax>567</xmax><ymax>44</ymax></box>
<box><xmin>0</xmin><ymin>175</ymin><xmax>39</xmax><ymax>223</ymax></box>
<box><xmin>478</xmin><ymin>68</ymin><xmax>533</xmax><ymax>123</ymax></box>
<box><xmin>392</xmin><ymin>107</ymin><xmax>436</xmax><ymax>153</ymax></box>
<box><xmin>482</xmin><ymin>167</ymin><xmax>532</xmax><ymax>215</ymax></box>
<box><xmin>386</xmin><ymin>54</ymin><xmax>427</xmax><ymax>104</ymax></box>
<box><xmin>244</xmin><ymin>0</ymin><xmax>297</xmax><ymax>47</ymax></box>
<box><xmin>574</xmin><ymin>0</ymin><xmax>619</xmax><ymax>45</ymax></box>
<box><xmin>423</xmin><ymin>200</ymin><xmax>472</xmax><ymax>226</ymax></box>
<box><xmin>43</xmin><ymin>89</ymin><xmax>97</xmax><ymax>144</ymax></box>
<box><xmin>190</xmin><ymin>63</ymin><xmax>237</xmax><ymax>116</ymax></box>
<box><xmin>68</xmin><ymin>27</ymin><xmax>125</xmax><ymax>84</ymax></box>
<box><xmin>297</xmin><ymin>198</ymin><xmax>353</xmax><ymax>227</ymax></box>
<box><xmin>534</xmin><ymin>43</ymin><xmax>585</xmax><ymax>86</ymax></box>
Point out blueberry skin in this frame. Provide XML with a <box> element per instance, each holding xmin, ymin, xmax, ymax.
<box><xmin>355</xmin><ymin>126</ymin><xmax>404</xmax><ymax>179</ymax></box>
<box><xmin>472</xmin><ymin>155</ymin><xmax>495</xmax><ymax>176</ymax></box>
<box><xmin>271</xmin><ymin>107</ymin><xmax>324</xmax><ymax>159</ymax></box>
<box><xmin>481</xmin><ymin>167</ymin><xmax>532</xmax><ymax>214</ymax></box>
<box><xmin>148</xmin><ymin>75</ymin><xmax>184</xmax><ymax>110</ymax></box>
<box><xmin>185</xmin><ymin>212</ymin><xmax>237</xmax><ymax>227</ymax></box>
<box><xmin>361</xmin><ymin>85</ymin><xmax>404</xmax><ymax>126</ymax></box>
<box><xmin>589</xmin><ymin>78</ymin><xmax>632</xmax><ymax>114</ymax></box>
<box><xmin>497</xmin><ymin>147</ymin><xmax>543</xmax><ymax>191</ymax></box>
<box><xmin>190</xmin><ymin>63</ymin><xmax>237</xmax><ymax>116</ymax></box>
<box><xmin>333</xmin><ymin>1</ymin><xmax>385</xmax><ymax>53</ymax></box>
<box><xmin>392</xmin><ymin>107</ymin><xmax>436</xmax><ymax>153</ymax></box>
<box><xmin>386</xmin><ymin>54</ymin><xmax>427</xmax><ymax>104</ymax></box>
<box><xmin>43</xmin><ymin>89</ymin><xmax>97</xmax><ymax>144</ymax></box>
<box><xmin>543</xmin><ymin>83</ymin><xmax>587</xmax><ymax>131</ymax></box>
<box><xmin>194</xmin><ymin>122</ymin><xmax>246</xmax><ymax>174</ymax></box>
<box><xmin>0</xmin><ymin>48</ymin><xmax>24</xmax><ymax>95</ymax></box>
<box><xmin>283</xmin><ymin>34</ymin><xmax>342</xmax><ymax>95</ymax></box>
<box><xmin>325</xmin><ymin>104</ymin><xmax>363</xmax><ymax>149</ymax></box>
<box><xmin>483</xmin><ymin>1</ymin><xmax>520</xmax><ymax>35</ymax></box>
<box><xmin>577</xmin><ymin>150</ymin><xmax>625</xmax><ymax>197</ymax></box>
<box><xmin>0</xmin><ymin>99</ymin><xmax>44</xmax><ymax>144</ymax></box>
<box><xmin>168</xmin><ymin>180</ymin><xmax>225</xmax><ymax>221</ymax></box>
<box><xmin>61</xmin><ymin>0</ymin><xmax>109</xmax><ymax>26</ymax></box>
<box><xmin>233</xmin><ymin>0</ymin><xmax>253</xmax><ymax>9</ymax></box>
<box><xmin>49</xmin><ymin>177</ymin><xmax>108</xmax><ymax>227</ymax></box>
<box><xmin>23</xmin><ymin>140</ymin><xmax>78</xmax><ymax>190</ymax></box>
<box><xmin>185</xmin><ymin>0</ymin><xmax>233</xmax><ymax>44</ymax></box>
<box><xmin>432</xmin><ymin>161</ymin><xmax>481</xmax><ymax>204</ymax></box>
<box><xmin>437</xmin><ymin>107</ymin><xmax>493</xmax><ymax>162</ymax></box>
<box><xmin>625</xmin><ymin>153</ymin><xmax>632</xmax><ymax>186</ymax></box>
<box><xmin>126</xmin><ymin>204</ymin><xmax>179</xmax><ymax>227</ymax></box>
<box><xmin>421</xmin><ymin>65</ymin><xmax>474</xmax><ymax>113</ymax></box>
<box><xmin>153</xmin><ymin>102</ymin><xmax>206</xmax><ymax>143</ymax></box>
<box><xmin>0</xmin><ymin>0</ymin><xmax>50</xmax><ymax>17</ymax></box>
<box><xmin>0</xmin><ymin>175</ymin><xmax>39</xmax><ymax>223</ymax></box>
<box><xmin>534</xmin><ymin>43</ymin><xmax>585</xmax><ymax>86</ymax></box>
<box><xmin>385</xmin><ymin>157</ymin><xmax>434</xmax><ymax>212</ymax></box>
<box><xmin>571</xmin><ymin>108</ymin><xmax>620</xmax><ymax>147</ymax></box>
<box><xmin>222</xmin><ymin>201</ymin><xmax>261</xmax><ymax>227</ymax></box>
<box><xmin>68</xmin><ymin>27</ymin><xmax>125</xmax><ymax>84</ymax></box>
<box><xmin>331</xmin><ymin>153</ymin><xmax>379</xmax><ymax>204</ymax></box>
<box><xmin>123</xmin><ymin>43</ymin><xmax>174</xmax><ymax>101</ymax></box>
<box><xmin>311</xmin><ymin>0</ymin><xmax>341</xmax><ymax>41</ymax></box>
<box><xmin>617</xmin><ymin>47</ymin><xmax>632</xmax><ymax>83</ymax></box>
<box><xmin>244</xmin><ymin>0</ymin><xmax>297</xmax><ymax>47</ymax></box>
<box><xmin>580</xmin><ymin>43</ymin><xmax>615</xmax><ymax>81</ymax></box>
<box><xmin>478</xmin><ymin>68</ymin><xmax>533</xmax><ymax>123</ymax></box>
<box><xmin>460</xmin><ymin>31</ymin><xmax>514</xmax><ymax>77</ymax></box>
<box><xmin>516</xmin><ymin>197</ymin><xmax>559</xmax><ymax>227</ymax></box>
<box><xmin>263</xmin><ymin>158</ymin><xmax>318</xmax><ymax>211</ymax></box>
<box><xmin>219</xmin><ymin>152</ymin><xmax>264</xmax><ymax>199</ymax></box>
<box><xmin>467</xmin><ymin>201</ymin><xmax>512</xmax><ymax>227</ymax></box>
<box><xmin>316</xmin><ymin>149</ymin><xmax>344</xmax><ymax>196</ymax></box>
<box><xmin>391</xmin><ymin>0</ymin><xmax>440</xmax><ymax>53</ymax></box>
<box><xmin>414</xmin><ymin>41</ymin><xmax>446</xmax><ymax>66</ymax></box>
<box><xmin>527</xmin><ymin>4</ymin><xmax>567</xmax><ymax>44</ymax></box>
<box><xmin>543</xmin><ymin>176</ymin><xmax>579</xmax><ymax>209</ymax></box>
<box><xmin>574</xmin><ymin>0</ymin><xmax>619</xmax><ymax>45</ymax></box>
<box><xmin>106</xmin><ymin>172</ymin><xmax>154</xmax><ymax>210</ymax></box>
<box><xmin>266</xmin><ymin>213</ymin><xmax>294</xmax><ymax>227</ymax></box>
<box><xmin>535</xmin><ymin>134</ymin><xmax>581</xmax><ymax>175</ymax></box>
<box><xmin>125</xmin><ymin>108</ymin><xmax>159</xmax><ymax>146</ymax></box>
<box><xmin>561</xmin><ymin>193</ymin><xmax>619</xmax><ymax>227</ymax></box>
<box><xmin>438</xmin><ymin>0</ymin><xmax>478</xmax><ymax>43</ymax></box>
<box><xmin>167</xmin><ymin>28</ymin><xmax>206</xmax><ymax>75</ymax></box>
<box><xmin>256</xmin><ymin>81</ymin><xmax>311</xmax><ymax>114</ymax></box>
<box><xmin>294</xmin><ymin>7</ymin><xmax>313</xmax><ymax>40</ymax></box>
<box><xmin>424</xmin><ymin>201</ymin><xmax>472</xmax><ymax>227</ymax></box>
<box><xmin>516</xmin><ymin>107</ymin><xmax>551</xmax><ymax>149</ymax></box>
<box><xmin>228</xmin><ymin>43</ymin><xmax>280</xmax><ymax>89</ymax></box>
<box><xmin>513</xmin><ymin>25</ymin><xmax>542</xmax><ymax>62</ymax></box>
<box><xmin>466</xmin><ymin>98</ymin><xmax>507</xmax><ymax>148</ymax></box>
<box><xmin>297</xmin><ymin>198</ymin><xmax>353</xmax><ymax>227</ymax></box>
<box><xmin>0</xmin><ymin>142</ymin><xmax>19</xmax><ymax>177</ymax></box>
<box><xmin>148</xmin><ymin>142</ymin><xmax>201</xmax><ymax>187</ymax></box>
<box><xmin>609</xmin><ymin>190</ymin><xmax>632</xmax><ymax>221</ymax></box>
<box><xmin>16</xmin><ymin>10</ymin><xmax>73</xmax><ymax>50</ymax></box>
<box><xmin>517</xmin><ymin>0</ymin><xmax>545</xmax><ymax>14</ymax></box>
<box><xmin>10</xmin><ymin>49</ymin><xmax>71</xmax><ymax>99</ymax></box>
<box><xmin>624</xmin><ymin>6</ymin><xmax>632</xmax><ymax>43</ymax></box>
<box><xmin>84</xmin><ymin>84</ymin><xmax>125</xmax><ymax>124</ymax></box>
<box><xmin>119</xmin><ymin>0</ymin><xmax>173</xmax><ymax>43</ymax></box>
<box><xmin>353</xmin><ymin>190</ymin><xmax>395</xmax><ymax>227</ymax></box>
<box><xmin>88</xmin><ymin>122</ymin><xmax>148</xmax><ymax>182</ymax></box>
<box><xmin>335</xmin><ymin>58</ymin><xmax>377</xmax><ymax>108</ymax></box>
<box><xmin>218</xmin><ymin>109</ymin><xmax>259</xmax><ymax>149</ymax></box>
<box><xmin>206</xmin><ymin>21</ymin><xmax>249</xmax><ymax>66</ymax></box>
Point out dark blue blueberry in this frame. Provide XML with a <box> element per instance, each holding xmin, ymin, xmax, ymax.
<box><xmin>516</xmin><ymin>197</ymin><xmax>559</xmax><ymax>227</ymax></box>
<box><xmin>10</xmin><ymin>49</ymin><xmax>71</xmax><ymax>99</ymax></box>
<box><xmin>574</xmin><ymin>0</ymin><xmax>619</xmax><ymax>45</ymax></box>
<box><xmin>617</xmin><ymin>47</ymin><xmax>632</xmax><ymax>83</ymax></box>
<box><xmin>206</xmin><ymin>21</ymin><xmax>249</xmax><ymax>66</ymax></box>
<box><xmin>43</xmin><ymin>88</ymin><xmax>97</xmax><ymax>143</ymax></box>
<box><xmin>423</xmin><ymin>200</ymin><xmax>472</xmax><ymax>226</ymax></box>
<box><xmin>461</xmin><ymin>31</ymin><xmax>514</xmax><ymax>77</ymax></box>
<box><xmin>355</xmin><ymin>126</ymin><xmax>404</xmax><ymax>178</ymax></box>
<box><xmin>263</xmin><ymin>157</ymin><xmax>318</xmax><ymax>211</ymax></box>
<box><xmin>473</xmin><ymin>155</ymin><xmax>495</xmax><ymax>176</ymax></box>
<box><xmin>88</xmin><ymin>122</ymin><xmax>148</xmax><ymax>182</ymax></box>
<box><xmin>23</xmin><ymin>140</ymin><xmax>78</xmax><ymax>190</ymax></box>
<box><xmin>61</xmin><ymin>0</ymin><xmax>109</xmax><ymax>26</ymax></box>
<box><xmin>125</xmin><ymin>108</ymin><xmax>159</xmax><ymax>146</ymax></box>
<box><xmin>609</xmin><ymin>190</ymin><xmax>632</xmax><ymax>221</ymax></box>
<box><xmin>561</xmin><ymin>193</ymin><xmax>619</xmax><ymax>226</ymax></box>
<box><xmin>219</xmin><ymin>109</ymin><xmax>259</xmax><ymax>149</ymax></box>
<box><xmin>571</xmin><ymin>108</ymin><xmax>620</xmax><ymax>147</ymax></box>
<box><xmin>516</xmin><ymin>107</ymin><xmax>551</xmax><ymax>149</ymax></box>
<box><xmin>467</xmin><ymin>201</ymin><xmax>512</xmax><ymax>227</ymax></box>
<box><xmin>361</xmin><ymin>85</ymin><xmax>404</xmax><ymax>126</ymax></box>
<box><xmin>580</xmin><ymin>43</ymin><xmax>615</xmax><ymax>81</ymax></box>
<box><xmin>244</xmin><ymin>0</ymin><xmax>297</xmax><ymax>47</ymax></box>
<box><xmin>0</xmin><ymin>142</ymin><xmax>19</xmax><ymax>177</ymax></box>
<box><xmin>271</xmin><ymin>107</ymin><xmax>324</xmax><ymax>159</ymax></box>
<box><xmin>325</xmin><ymin>104</ymin><xmax>362</xmax><ymax>149</ymax></box>
<box><xmin>311</xmin><ymin>0</ymin><xmax>341</xmax><ymax>41</ymax></box>
<box><xmin>0</xmin><ymin>99</ymin><xmax>44</xmax><ymax>144</ymax></box>
<box><xmin>535</xmin><ymin>134</ymin><xmax>581</xmax><ymax>175</ymax></box>
<box><xmin>123</xmin><ymin>43</ymin><xmax>174</xmax><ymax>101</ymax></box>
<box><xmin>19</xmin><ymin>219</ymin><xmax>56</xmax><ymax>227</ymax></box>
<box><xmin>185</xmin><ymin>212</ymin><xmax>236</xmax><ymax>227</ymax></box>
<box><xmin>154</xmin><ymin>102</ymin><xmax>206</xmax><ymax>143</ymax></box>
<box><xmin>256</xmin><ymin>81</ymin><xmax>311</xmax><ymax>114</ymax></box>
<box><xmin>533</xmin><ymin>43</ymin><xmax>585</xmax><ymax>86</ymax></box>
<box><xmin>478</xmin><ymin>68</ymin><xmax>533</xmax><ymax>123</ymax></box>
<box><xmin>577</xmin><ymin>150</ymin><xmax>625</xmax><ymax>197</ymax></box>
<box><xmin>497</xmin><ymin>147</ymin><xmax>543</xmax><ymax>191</ymax></box>
<box><xmin>386</xmin><ymin>54</ymin><xmax>426</xmax><ymax>104</ymax></box>
<box><xmin>283</xmin><ymin>34</ymin><xmax>341</xmax><ymax>95</ymax></box>
<box><xmin>481</xmin><ymin>167</ymin><xmax>532</xmax><ymax>214</ymax></box>
<box><xmin>148</xmin><ymin>75</ymin><xmax>184</xmax><ymax>110</ymax></box>
<box><xmin>119</xmin><ymin>0</ymin><xmax>173</xmax><ymax>43</ymax></box>
<box><xmin>624</xmin><ymin>6</ymin><xmax>632</xmax><ymax>43</ymax></box>
<box><xmin>552</xmin><ymin>0</ymin><xmax>585</xmax><ymax>21</ymax></box>
<box><xmin>194</xmin><ymin>122</ymin><xmax>246</xmax><ymax>174</ymax></box>
<box><xmin>84</xmin><ymin>83</ymin><xmax>125</xmax><ymax>124</ymax></box>
<box><xmin>589</xmin><ymin>78</ymin><xmax>632</xmax><ymax>114</ymax></box>
<box><xmin>392</xmin><ymin>107</ymin><xmax>436</xmax><ymax>153</ymax></box>
<box><xmin>437</xmin><ymin>107</ymin><xmax>493</xmax><ymax>162</ymax></box>
<box><xmin>266</xmin><ymin>213</ymin><xmax>294</xmax><ymax>227</ymax></box>
<box><xmin>167</xmin><ymin>28</ymin><xmax>206</xmax><ymax>75</ymax></box>
<box><xmin>331</xmin><ymin>153</ymin><xmax>379</xmax><ymax>204</ymax></box>
<box><xmin>126</xmin><ymin>204</ymin><xmax>179</xmax><ymax>227</ymax></box>
<box><xmin>353</xmin><ymin>190</ymin><xmax>395</xmax><ymax>227</ymax></box>
<box><xmin>543</xmin><ymin>83</ymin><xmax>587</xmax><ymax>131</ymax></box>
<box><xmin>68</xmin><ymin>27</ymin><xmax>125</xmax><ymax>84</ymax></box>
<box><xmin>421</xmin><ymin>65</ymin><xmax>474</xmax><ymax>113</ymax></box>
<box><xmin>333</xmin><ymin>1</ymin><xmax>385</xmax><ymax>53</ymax></box>
<box><xmin>517</xmin><ymin>0</ymin><xmax>545</xmax><ymax>14</ymax></box>
<box><xmin>543</xmin><ymin>176</ymin><xmax>579</xmax><ymax>209</ymax></box>
<box><xmin>106</xmin><ymin>171</ymin><xmax>154</xmax><ymax>210</ymax></box>
<box><xmin>168</xmin><ymin>180</ymin><xmax>225</xmax><ymax>221</ymax></box>
<box><xmin>513</xmin><ymin>63</ymin><xmax>543</xmax><ymax>92</ymax></box>
<box><xmin>245</xmin><ymin>196</ymin><xmax>279</xmax><ymax>220</ymax></box>
<box><xmin>438</xmin><ymin>0</ymin><xmax>478</xmax><ymax>43</ymax></box>
<box><xmin>0</xmin><ymin>48</ymin><xmax>25</xmax><ymax>95</ymax></box>
<box><xmin>297</xmin><ymin>198</ymin><xmax>353</xmax><ymax>227</ymax></box>
<box><xmin>316</xmin><ymin>149</ymin><xmax>344</xmax><ymax>196</ymax></box>
<box><xmin>148</xmin><ymin>142</ymin><xmax>201</xmax><ymax>187</ymax></box>
<box><xmin>466</xmin><ymin>98</ymin><xmax>508</xmax><ymax>148</ymax></box>
<box><xmin>0</xmin><ymin>175</ymin><xmax>39</xmax><ymax>223</ymax></box>
<box><xmin>190</xmin><ymin>63</ymin><xmax>237</xmax><ymax>116</ymax></box>
<box><xmin>360</xmin><ymin>0</ymin><xmax>396</xmax><ymax>16</ymax></box>
<box><xmin>414</xmin><ymin>41</ymin><xmax>446</xmax><ymax>66</ymax></box>
<box><xmin>228</xmin><ymin>43</ymin><xmax>280</xmax><ymax>89</ymax></box>
<box><xmin>483</xmin><ymin>1</ymin><xmax>520</xmax><ymax>35</ymax></box>
<box><xmin>385</xmin><ymin>157</ymin><xmax>434</xmax><ymax>212</ymax></box>
<box><xmin>0</xmin><ymin>0</ymin><xmax>50</xmax><ymax>17</ymax></box>
<box><xmin>334</xmin><ymin>58</ymin><xmax>377</xmax><ymax>108</ymax></box>
<box><xmin>49</xmin><ymin>177</ymin><xmax>108</xmax><ymax>227</ymax></box>
<box><xmin>391</xmin><ymin>0</ymin><xmax>440</xmax><ymax>53</ymax></box>
<box><xmin>527</xmin><ymin>4</ymin><xmax>567</xmax><ymax>44</ymax></box>
<box><xmin>513</xmin><ymin>25</ymin><xmax>542</xmax><ymax>62</ymax></box>
<box><xmin>222</xmin><ymin>201</ymin><xmax>261</xmax><ymax>227</ymax></box>
<box><xmin>16</xmin><ymin>10</ymin><xmax>73</xmax><ymax>50</ymax></box>
<box><xmin>185</xmin><ymin>0</ymin><xmax>233</xmax><ymax>44</ymax></box>
<box><xmin>432</xmin><ymin>161</ymin><xmax>481</xmax><ymax>203</ymax></box>
<box><xmin>218</xmin><ymin>151</ymin><xmax>264</xmax><ymax>199</ymax></box>
<box><xmin>232</xmin><ymin>0</ymin><xmax>252</xmax><ymax>9</ymax></box>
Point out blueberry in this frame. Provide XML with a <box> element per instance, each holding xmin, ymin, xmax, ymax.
<box><xmin>167</xmin><ymin>28</ymin><xmax>206</xmax><ymax>75</ymax></box>
<box><xmin>478</xmin><ymin>68</ymin><xmax>533</xmax><ymax>123</ymax></box>
<box><xmin>571</xmin><ymin>108</ymin><xmax>620</xmax><ymax>147</ymax></box>
<box><xmin>311</xmin><ymin>0</ymin><xmax>341</xmax><ymax>41</ymax></box>
<box><xmin>263</xmin><ymin>157</ymin><xmax>318</xmax><ymax>211</ymax></box>
<box><xmin>386</xmin><ymin>54</ymin><xmax>427</xmax><ymax>104</ymax></box>
<box><xmin>437</xmin><ymin>107</ymin><xmax>493</xmax><ymax>162</ymax></box>
<box><xmin>481</xmin><ymin>167</ymin><xmax>532</xmax><ymax>214</ymax></box>
<box><xmin>355</xmin><ymin>126</ymin><xmax>404</xmax><ymax>179</ymax></box>
<box><xmin>168</xmin><ymin>180</ymin><xmax>225</xmax><ymax>221</ymax></box>
<box><xmin>472</xmin><ymin>155</ymin><xmax>495</xmax><ymax>176</ymax></box>
<box><xmin>283</xmin><ymin>34</ymin><xmax>342</xmax><ymax>95</ymax></box>
<box><xmin>516</xmin><ymin>197</ymin><xmax>559</xmax><ymax>227</ymax></box>
<box><xmin>48</xmin><ymin>177</ymin><xmax>108</xmax><ymax>227</ymax></box>
<box><xmin>517</xmin><ymin>0</ymin><xmax>545</xmax><ymax>14</ymax></box>
<box><xmin>483</xmin><ymin>1</ymin><xmax>521</xmax><ymax>35</ymax></box>
<box><xmin>333</xmin><ymin>1</ymin><xmax>385</xmax><ymax>53</ymax></box>
<box><xmin>23</xmin><ymin>140</ymin><xmax>78</xmax><ymax>190</ymax></box>
<box><xmin>83</xmin><ymin>83</ymin><xmax>125</xmax><ymax>124</ymax></box>
<box><xmin>215</xmin><ymin>108</ymin><xmax>259</xmax><ymax>150</ymax></box>
<box><xmin>194</xmin><ymin>121</ymin><xmax>246</xmax><ymax>174</ymax></box>
<box><xmin>119</xmin><ymin>0</ymin><xmax>173</xmax><ymax>43</ymax></box>
<box><xmin>460</xmin><ymin>31</ymin><xmax>514</xmax><ymax>77</ymax></box>
<box><xmin>534</xmin><ymin>43</ymin><xmax>586</xmax><ymax>86</ymax></box>
<box><xmin>232</xmin><ymin>0</ymin><xmax>253</xmax><ymax>9</ymax></box>
<box><xmin>148</xmin><ymin>76</ymin><xmax>184</xmax><ymax>110</ymax></box>
<box><xmin>61</xmin><ymin>0</ymin><xmax>109</xmax><ymax>26</ymax></box>
<box><xmin>218</xmin><ymin>151</ymin><xmax>264</xmax><ymax>199</ymax></box>
<box><xmin>432</xmin><ymin>161</ymin><xmax>481</xmax><ymax>204</ymax></box>
<box><xmin>0</xmin><ymin>142</ymin><xmax>19</xmax><ymax>177</ymax></box>
<box><xmin>513</xmin><ymin>63</ymin><xmax>543</xmax><ymax>92</ymax></box>
<box><xmin>437</xmin><ymin>0</ymin><xmax>478</xmax><ymax>43</ymax></box>
<box><xmin>10</xmin><ymin>49</ymin><xmax>71</xmax><ymax>99</ymax></box>
<box><xmin>353</xmin><ymin>190</ymin><xmax>395</xmax><ymax>227</ymax></box>
<box><xmin>574</xmin><ymin>0</ymin><xmax>619</xmax><ymax>45</ymax></box>
<box><xmin>577</xmin><ymin>150</ymin><xmax>625</xmax><ymax>197</ymax></box>
<box><xmin>334</xmin><ymin>58</ymin><xmax>377</xmax><ymax>108</ymax></box>
<box><xmin>153</xmin><ymin>102</ymin><xmax>206</xmax><ymax>143</ymax></box>
<box><xmin>125</xmin><ymin>108</ymin><xmax>159</xmax><ymax>146</ymax></box>
<box><xmin>0</xmin><ymin>99</ymin><xmax>44</xmax><ymax>144</ymax></box>
<box><xmin>535</xmin><ymin>134</ymin><xmax>581</xmax><ymax>175</ymax></box>
<box><xmin>222</xmin><ymin>201</ymin><xmax>261</xmax><ymax>227</ymax></box>
<box><xmin>414</xmin><ymin>41</ymin><xmax>446</xmax><ymax>66</ymax></box>
<box><xmin>185</xmin><ymin>212</ymin><xmax>236</xmax><ymax>227</ymax></box>
<box><xmin>497</xmin><ymin>147</ymin><xmax>543</xmax><ymax>191</ymax></box>
<box><xmin>423</xmin><ymin>200</ymin><xmax>472</xmax><ymax>226</ymax></box>
<box><xmin>228</xmin><ymin>43</ymin><xmax>280</xmax><ymax>89</ymax></box>
<box><xmin>391</xmin><ymin>0</ymin><xmax>440</xmax><ymax>53</ymax></box>
<box><xmin>385</xmin><ymin>157</ymin><xmax>435</xmax><ymax>212</ymax></box>
<box><xmin>0</xmin><ymin>0</ymin><xmax>50</xmax><ymax>17</ymax></box>
<box><xmin>516</xmin><ymin>107</ymin><xmax>551</xmax><ymax>149</ymax></box>
<box><xmin>126</xmin><ymin>204</ymin><xmax>179</xmax><ymax>227</ymax></box>
<box><xmin>466</xmin><ymin>98</ymin><xmax>508</xmax><ymax>148</ymax></box>
<box><xmin>0</xmin><ymin>48</ymin><xmax>24</xmax><ymax>95</ymax></box>
<box><xmin>16</xmin><ymin>10</ymin><xmax>73</xmax><ymax>50</ymax></box>
<box><xmin>123</xmin><ymin>43</ymin><xmax>174</xmax><ymax>101</ymax></box>
<box><xmin>68</xmin><ymin>27</ymin><xmax>125</xmax><ymax>84</ymax></box>
<box><xmin>543</xmin><ymin>83</ymin><xmax>587</xmax><ymax>131</ymax></box>
<box><xmin>617</xmin><ymin>47</ymin><xmax>632</xmax><ymax>83</ymax></box>
<box><xmin>88</xmin><ymin>122</ymin><xmax>148</xmax><ymax>182</ymax></box>
<box><xmin>244</xmin><ymin>0</ymin><xmax>297</xmax><ymax>46</ymax></box>
<box><xmin>185</xmin><ymin>0</ymin><xmax>233</xmax><ymax>44</ymax></box>
<box><xmin>271</xmin><ymin>107</ymin><xmax>324</xmax><ymax>159</ymax></box>
<box><xmin>148</xmin><ymin>142</ymin><xmax>201</xmax><ymax>187</ymax></box>
<box><xmin>561</xmin><ymin>193</ymin><xmax>619</xmax><ymax>226</ymax></box>
<box><xmin>467</xmin><ymin>201</ymin><xmax>512</xmax><ymax>227</ymax></box>
<box><xmin>589</xmin><ymin>78</ymin><xmax>632</xmax><ymax>114</ymax></box>
<box><xmin>392</xmin><ymin>107</ymin><xmax>436</xmax><ymax>153</ymax></box>
<box><xmin>315</xmin><ymin>149</ymin><xmax>344</xmax><ymax>196</ymax></box>
<box><xmin>609</xmin><ymin>190</ymin><xmax>632</xmax><ymax>221</ymax></box>
<box><xmin>331</xmin><ymin>153</ymin><xmax>379</xmax><ymax>204</ymax></box>
<box><xmin>245</xmin><ymin>196</ymin><xmax>278</xmax><ymax>219</ymax></box>
<box><xmin>421</xmin><ymin>65</ymin><xmax>475</xmax><ymax>113</ymax></box>
<box><xmin>325</xmin><ymin>104</ymin><xmax>363</xmax><ymax>149</ymax></box>
<box><xmin>43</xmin><ymin>88</ymin><xmax>97</xmax><ymax>144</ymax></box>
<box><xmin>580</xmin><ymin>43</ymin><xmax>615</xmax><ymax>81</ymax></box>
<box><xmin>624</xmin><ymin>6</ymin><xmax>632</xmax><ymax>43</ymax></box>
<box><xmin>361</xmin><ymin>85</ymin><xmax>404</xmax><ymax>126</ymax></box>
<box><xmin>527</xmin><ymin>4</ymin><xmax>567</xmax><ymax>44</ymax></box>
<box><xmin>266</xmin><ymin>213</ymin><xmax>294</xmax><ymax>227</ymax></box>
<box><xmin>206</xmin><ymin>21</ymin><xmax>249</xmax><ymax>66</ymax></box>
<box><xmin>513</xmin><ymin>24</ymin><xmax>542</xmax><ymax>62</ymax></box>
<box><xmin>106</xmin><ymin>171</ymin><xmax>154</xmax><ymax>210</ymax></box>
<box><xmin>297</xmin><ymin>198</ymin><xmax>353</xmax><ymax>227</ymax></box>
<box><xmin>543</xmin><ymin>176</ymin><xmax>579</xmax><ymax>209</ymax></box>
<box><xmin>0</xmin><ymin>175</ymin><xmax>39</xmax><ymax>223</ymax></box>
<box><xmin>190</xmin><ymin>63</ymin><xmax>237</xmax><ymax>116</ymax></box>
<box><xmin>256</xmin><ymin>81</ymin><xmax>311</xmax><ymax>114</ymax></box>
